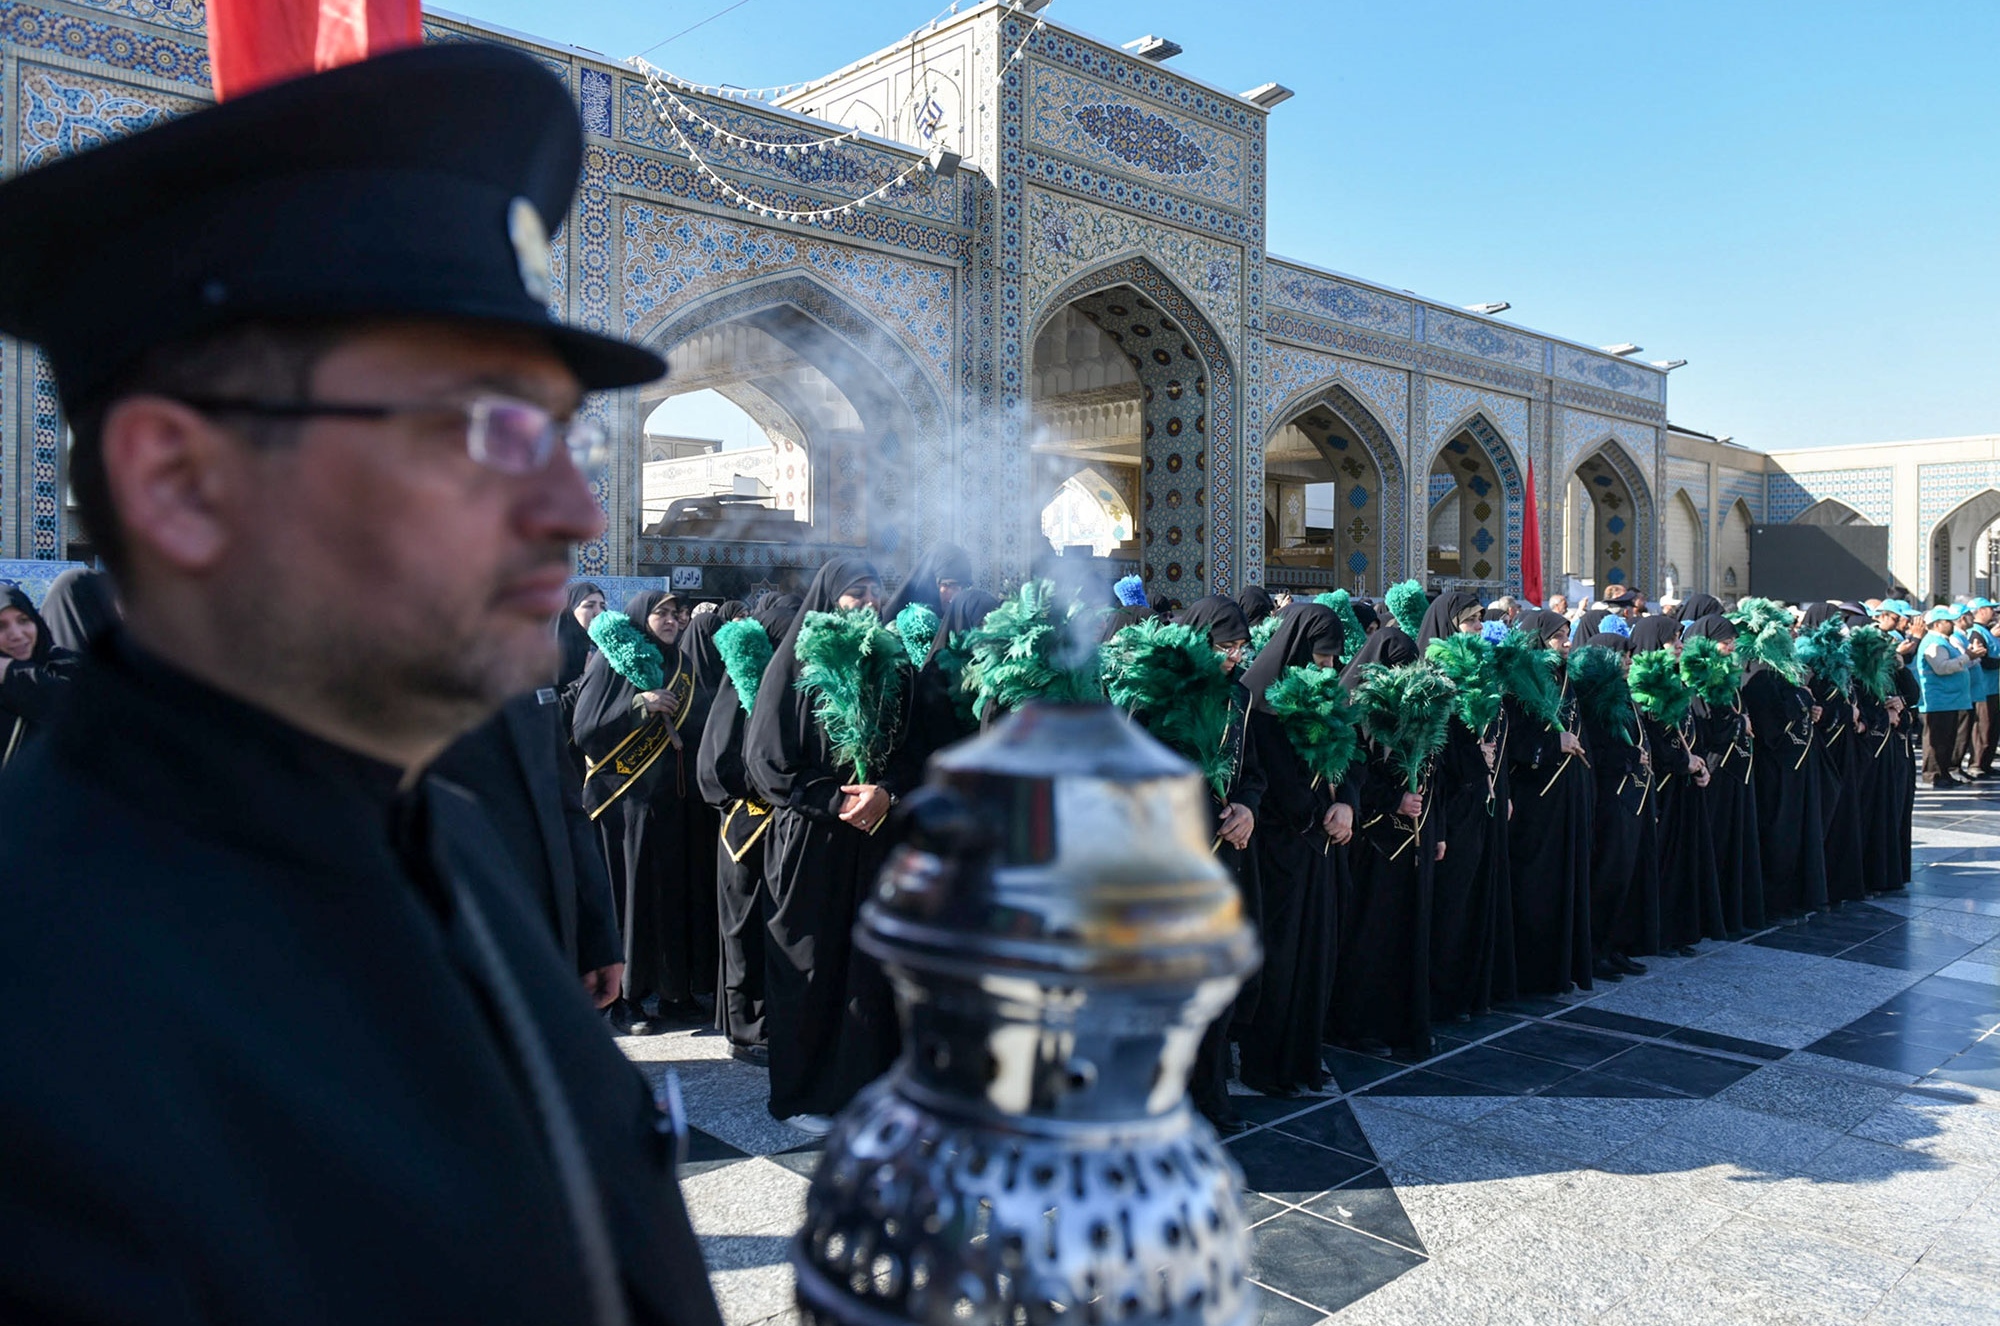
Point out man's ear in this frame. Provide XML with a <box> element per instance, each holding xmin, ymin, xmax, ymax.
<box><xmin>98</xmin><ymin>396</ymin><xmax>248</xmax><ymax>574</ymax></box>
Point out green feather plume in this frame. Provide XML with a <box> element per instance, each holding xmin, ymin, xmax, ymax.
<box><xmin>1386</xmin><ymin>579</ymin><xmax>1430</xmax><ymax>638</ymax></box>
<box><xmin>1240</xmin><ymin>611</ymin><xmax>1285</xmax><ymax>669</ymax></box>
<box><xmin>1629</xmin><ymin>649</ymin><xmax>1693</xmax><ymax>728</ymax></box>
<box><xmin>1426</xmin><ymin>633</ymin><xmax>1503</xmax><ymax>734</ymax></box>
<box><xmin>1100</xmin><ymin>616</ymin><xmax>1237</xmax><ymax>799</ymax></box>
<box><xmin>1352</xmin><ymin>660</ymin><xmax>1456</xmax><ymax>792</ymax></box>
<box><xmin>793</xmin><ymin>607</ymin><xmax>909</xmax><ymax>783</ymax></box>
<box><xmin>1261</xmin><ymin>664</ymin><xmax>1363</xmax><ymax>786</ymax></box>
<box><xmin>1318</xmin><ymin>589</ymin><xmax>1368</xmax><ymax>664</ymax></box>
<box><xmin>1568</xmin><ymin>645</ymin><xmax>1637</xmax><ymax>745</ymax></box>
<box><xmin>587</xmin><ymin>610</ymin><xmax>665</xmax><ymax>692</ymax></box>
<box><xmin>1848</xmin><ymin>626</ymin><xmax>1898</xmax><ymax>703</ymax></box>
<box><xmin>1795</xmin><ymin>616</ymin><xmax>1853</xmax><ymax>694</ymax></box>
<box><xmin>959</xmin><ymin>579</ymin><xmax>1105</xmax><ymax>720</ymax></box>
<box><xmin>891</xmin><ymin>602</ymin><xmax>940</xmax><ymax>668</ymax></box>
<box><xmin>1493</xmin><ymin>627</ymin><xmax>1563</xmax><ymax>729</ymax></box>
<box><xmin>1678</xmin><ymin>634</ymin><xmax>1743</xmax><ymax>707</ymax></box>
<box><xmin>714</xmin><ymin>618</ymin><xmax>773</xmax><ymax>713</ymax></box>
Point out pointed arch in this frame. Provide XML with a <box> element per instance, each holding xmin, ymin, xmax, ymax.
<box><xmin>1262</xmin><ymin>381</ymin><xmax>1408</xmax><ymax>591</ymax></box>
<box><xmin>1795</xmin><ymin>497</ymin><xmax>1869</xmax><ymax>526</ymax></box>
<box><xmin>1425</xmin><ymin>411</ymin><xmax>1527</xmax><ymax>592</ymax></box>
<box><xmin>1569</xmin><ymin>442</ymin><xmax>1657</xmax><ymax>595</ymax></box>
<box><xmin>1924</xmin><ymin>487</ymin><xmax>2000</xmax><ymax>604</ymax></box>
<box><xmin>1665</xmin><ymin>488</ymin><xmax>1706</xmax><ymax>596</ymax></box>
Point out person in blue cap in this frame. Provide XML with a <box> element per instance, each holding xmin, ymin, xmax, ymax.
<box><xmin>1917</xmin><ymin>605</ymin><xmax>1977</xmax><ymax>787</ymax></box>
<box><xmin>0</xmin><ymin>44</ymin><xmax>721</xmax><ymax>1325</ymax></box>
<box><xmin>1969</xmin><ymin>598</ymin><xmax>2000</xmax><ymax>772</ymax></box>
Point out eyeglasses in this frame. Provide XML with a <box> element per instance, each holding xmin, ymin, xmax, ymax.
<box><xmin>172</xmin><ymin>394</ymin><xmax>609</xmax><ymax>475</ymax></box>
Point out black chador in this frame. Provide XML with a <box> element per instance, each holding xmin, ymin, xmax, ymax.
<box><xmin>1504</xmin><ymin>611</ymin><xmax>1595</xmax><ymax>994</ymax></box>
<box><xmin>1237</xmin><ymin>603</ymin><xmax>1349</xmax><ymax>1096</ymax></box>
<box><xmin>694</xmin><ymin>594</ymin><xmax>801</xmax><ymax>1055</ymax></box>
<box><xmin>676</xmin><ymin>611</ymin><xmax>729</xmax><ymax>1008</ymax></box>
<box><xmin>1891</xmin><ymin>656</ymin><xmax>1922</xmax><ymax>886</ymax></box>
<box><xmin>1331</xmin><ymin>627</ymin><xmax>1436</xmax><ymax>1056</ymax></box>
<box><xmin>1740</xmin><ymin>652</ymin><xmax>1828</xmax><ymax>919</ymax></box>
<box><xmin>1416</xmin><ymin>591</ymin><xmax>1509</xmax><ymax>1020</ymax></box>
<box><xmin>1573</xmin><ymin>637</ymin><xmax>1659</xmax><ymax>971</ymax></box>
<box><xmin>1680</xmin><ymin>615</ymin><xmax>1764</xmax><ymax>934</ymax></box>
<box><xmin>1630</xmin><ymin>618</ymin><xmax>1724</xmax><ymax>951</ymax></box>
<box><xmin>743</xmin><ymin>559</ymin><xmax>918</xmax><ymax>1122</ymax></box>
<box><xmin>573</xmin><ymin>591</ymin><xmax>702</xmax><ymax>1024</ymax></box>
<box><xmin>910</xmin><ymin>587</ymin><xmax>1000</xmax><ymax>757</ymax></box>
<box><xmin>1798</xmin><ymin>605</ymin><xmax>1867</xmax><ymax>906</ymax></box>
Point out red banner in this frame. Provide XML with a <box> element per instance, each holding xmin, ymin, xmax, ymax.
<box><xmin>1521</xmin><ymin>458</ymin><xmax>1545</xmax><ymax>606</ymax></box>
<box><xmin>208</xmin><ymin>0</ymin><xmax>423</xmax><ymax>101</ymax></box>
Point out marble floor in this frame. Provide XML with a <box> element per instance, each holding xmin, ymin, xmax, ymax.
<box><xmin>621</xmin><ymin>780</ymin><xmax>2000</xmax><ymax>1326</ymax></box>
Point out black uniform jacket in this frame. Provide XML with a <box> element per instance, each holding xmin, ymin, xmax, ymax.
<box><xmin>0</xmin><ymin>640</ymin><xmax>720</xmax><ymax>1326</ymax></box>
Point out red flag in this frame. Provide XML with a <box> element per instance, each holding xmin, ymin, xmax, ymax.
<box><xmin>208</xmin><ymin>0</ymin><xmax>423</xmax><ymax>101</ymax></box>
<box><xmin>1521</xmin><ymin>458</ymin><xmax>1545</xmax><ymax>606</ymax></box>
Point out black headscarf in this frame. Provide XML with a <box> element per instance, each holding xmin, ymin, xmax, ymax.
<box><xmin>1628</xmin><ymin>615</ymin><xmax>1682</xmax><ymax>654</ymax></box>
<box><xmin>556</xmin><ymin>580</ymin><xmax>605</xmax><ymax>688</ymax></box>
<box><xmin>882</xmin><ymin>543</ymin><xmax>973</xmax><ymax>621</ymax></box>
<box><xmin>2</xmin><ymin>584</ymin><xmax>55</xmax><ymax>666</ymax></box>
<box><xmin>626</xmin><ymin>590</ymin><xmax>674</xmax><ymax>648</ymax></box>
<box><xmin>751</xmin><ymin>593</ymin><xmax>803</xmax><ymax>644</ymax></box>
<box><xmin>675</xmin><ymin>610</ymin><xmax>729</xmax><ymax>742</ymax></box>
<box><xmin>1588</xmin><ymin>632</ymin><xmax>1635</xmax><ymax>655</ymax></box>
<box><xmin>1799</xmin><ymin>602</ymin><xmax>1840</xmax><ymax>629</ymax></box>
<box><xmin>1339</xmin><ymin>624</ymin><xmax>1418</xmax><ymax>689</ymax></box>
<box><xmin>743</xmin><ymin>556</ymin><xmax>884</xmax><ymax>804</ymax></box>
<box><xmin>924</xmin><ymin>587</ymin><xmax>1000</xmax><ymax>669</ymax></box>
<box><xmin>718</xmin><ymin>599</ymin><xmax>748</xmax><ymax>622</ymax></box>
<box><xmin>569</xmin><ymin>590</ymin><xmax>688</xmax><ymax>775</ymax></box>
<box><xmin>1351</xmin><ymin>600</ymin><xmax>1380</xmax><ymax>633</ymax></box>
<box><xmin>1236</xmin><ymin>585</ymin><xmax>1277</xmax><ymax>628</ymax></box>
<box><xmin>1682</xmin><ymin>614</ymin><xmax>1737</xmax><ymax>643</ymax></box>
<box><xmin>1572</xmin><ymin>608</ymin><xmax>1610</xmax><ymax>644</ymax></box>
<box><xmin>1242</xmin><ymin>603</ymin><xmax>1344</xmax><ymax>714</ymax></box>
<box><xmin>1416</xmin><ymin>588</ymin><xmax>1483</xmax><ymax>651</ymax></box>
<box><xmin>39</xmin><ymin>568</ymin><xmax>118</xmax><ymax>654</ymax></box>
<box><xmin>1676</xmin><ymin>593</ymin><xmax>1723</xmax><ymax>623</ymax></box>
<box><xmin>1099</xmin><ymin>605</ymin><xmax>1153</xmax><ymax>641</ymax></box>
<box><xmin>1523</xmin><ymin>609</ymin><xmax>1570</xmax><ymax>645</ymax></box>
<box><xmin>1178</xmin><ymin>595</ymin><xmax>1252</xmax><ymax>647</ymax></box>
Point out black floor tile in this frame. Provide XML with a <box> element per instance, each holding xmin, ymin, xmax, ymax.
<box><xmin>1539</xmin><ymin>1070</ymin><xmax>1696</xmax><ymax>1099</ymax></box>
<box><xmin>1424</xmin><ymin>1045</ymin><xmax>1579</xmax><ymax>1094</ymax></box>
<box><xmin>1303</xmin><ymin>1169</ymin><xmax>1426</xmax><ymax>1254</ymax></box>
<box><xmin>1839</xmin><ymin>943</ymin><xmax>1954</xmax><ymax>973</ymax></box>
<box><xmin>1226</xmin><ymin>1130</ymin><xmax>1374</xmax><ymax>1202</ymax></box>
<box><xmin>1845</xmin><ymin>1011</ymin><xmax>1985</xmax><ymax>1055</ymax></box>
<box><xmin>1245</xmin><ymin>1282</ymin><xmax>1325</xmax><ymax>1326</ymax></box>
<box><xmin>1232</xmin><ymin>1092</ymin><xmax>1332</xmax><ymax>1126</ymax></box>
<box><xmin>1247</xmin><ymin>1210</ymin><xmax>1428</xmax><ymax>1314</ymax></box>
<box><xmin>1880</xmin><ymin>990</ymin><xmax>2000</xmax><ymax>1034</ymax></box>
<box><xmin>767</xmin><ymin>1140</ymin><xmax>826</xmax><ymax>1179</ymax></box>
<box><xmin>1492</xmin><ymin>1021</ymin><xmax>1637</xmax><ymax>1069</ymax></box>
<box><xmin>1273</xmin><ymin>1100</ymin><xmax>1377</xmax><ymax>1161</ymax></box>
<box><xmin>1496</xmin><ymin>995</ymin><xmax>1574</xmax><ymax>1017</ymax></box>
<box><xmin>1910</xmin><ymin>974</ymin><xmax>2000</xmax><ymax>1010</ymax></box>
<box><xmin>1321</xmin><ymin>1045</ymin><xmax>1407</xmax><ymax>1091</ymax></box>
<box><xmin>1554</xmin><ymin>1006</ymin><xmax>1679</xmax><ymax>1038</ymax></box>
<box><xmin>680</xmin><ymin>1126</ymin><xmax>753</xmax><ymax>1176</ymax></box>
<box><xmin>1596</xmin><ymin>1044</ymin><xmax>1759</xmax><ymax>1096</ymax></box>
<box><xmin>1805</xmin><ymin>1031</ymin><xmax>1959</xmax><ymax>1077</ymax></box>
<box><xmin>1930</xmin><ymin>1060</ymin><xmax>2000</xmax><ymax>1092</ymax></box>
<box><xmin>1662</xmin><ymin>1027</ymin><xmax>1790</xmax><ymax>1061</ymax></box>
<box><xmin>1458</xmin><ymin>1011</ymin><xmax>1531</xmax><ymax>1039</ymax></box>
<box><xmin>1751</xmin><ymin>929</ymin><xmax>1856</xmax><ymax>957</ymax></box>
<box><xmin>1358</xmin><ymin>1068</ymin><xmax>1512</xmax><ymax>1100</ymax></box>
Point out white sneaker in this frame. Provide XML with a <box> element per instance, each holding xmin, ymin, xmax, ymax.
<box><xmin>785</xmin><ymin>1113</ymin><xmax>835</xmax><ymax>1137</ymax></box>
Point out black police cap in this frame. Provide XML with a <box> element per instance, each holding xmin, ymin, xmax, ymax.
<box><xmin>0</xmin><ymin>42</ymin><xmax>664</xmax><ymax>412</ymax></box>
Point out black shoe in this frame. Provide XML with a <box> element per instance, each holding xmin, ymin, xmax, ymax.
<box><xmin>1352</xmin><ymin>1038</ymin><xmax>1394</xmax><ymax>1058</ymax></box>
<box><xmin>729</xmin><ymin>1043</ymin><xmax>770</xmax><ymax>1068</ymax></box>
<box><xmin>651</xmin><ymin>997</ymin><xmax>703</xmax><ymax>1025</ymax></box>
<box><xmin>1240</xmin><ymin>1076</ymin><xmax>1299</xmax><ymax>1099</ymax></box>
<box><xmin>1610</xmin><ymin>953</ymin><xmax>1648</xmax><ymax>976</ymax></box>
<box><xmin>1677</xmin><ymin>945</ymin><xmax>1699</xmax><ymax>957</ymax></box>
<box><xmin>606</xmin><ymin>998</ymin><xmax>661</xmax><ymax>1037</ymax></box>
<box><xmin>1592</xmin><ymin>959</ymin><xmax>1625</xmax><ymax>983</ymax></box>
<box><xmin>1199</xmin><ymin>1106</ymin><xmax>1250</xmax><ymax>1137</ymax></box>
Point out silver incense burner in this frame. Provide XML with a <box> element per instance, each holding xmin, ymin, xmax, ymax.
<box><xmin>792</xmin><ymin>703</ymin><xmax>1262</xmax><ymax>1326</ymax></box>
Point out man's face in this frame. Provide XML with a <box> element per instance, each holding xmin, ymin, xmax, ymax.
<box><xmin>1978</xmin><ymin>607</ymin><xmax>1995</xmax><ymax>627</ymax></box>
<box><xmin>1548</xmin><ymin>596</ymin><xmax>1568</xmax><ymax>615</ymax></box>
<box><xmin>206</xmin><ymin>322</ymin><xmax>599</xmax><ymax>737</ymax></box>
<box><xmin>0</xmin><ymin>605</ymin><xmax>37</xmax><ymax>661</ymax></box>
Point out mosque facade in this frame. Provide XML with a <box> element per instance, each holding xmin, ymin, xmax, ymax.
<box><xmin>0</xmin><ymin>0</ymin><xmax>1985</xmax><ymax>607</ymax></box>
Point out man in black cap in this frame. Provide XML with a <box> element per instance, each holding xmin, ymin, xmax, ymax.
<box><xmin>0</xmin><ymin>43</ymin><xmax>719</xmax><ymax>1326</ymax></box>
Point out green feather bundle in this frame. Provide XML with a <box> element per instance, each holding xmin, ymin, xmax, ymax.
<box><xmin>714</xmin><ymin>618</ymin><xmax>773</xmax><ymax>713</ymax></box>
<box><xmin>1241</xmin><ymin>611</ymin><xmax>1285</xmax><ymax>668</ymax></box>
<box><xmin>1352</xmin><ymin>660</ymin><xmax>1456</xmax><ymax>792</ymax></box>
<box><xmin>892</xmin><ymin>602</ymin><xmax>940</xmax><ymax>668</ymax></box>
<box><xmin>1728</xmin><ymin>597</ymin><xmax>1804</xmax><ymax>686</ymax></box>
<box><xmin>1848</xmin><ymin>626</ymin><xmax>1899</xmax><ymax>703</ymax></box>
<box><xmin>959</xmin><ymin>579</ymin><xmax>1105</xmax><ymax>719</ymax></box>
<box><xmin>1629</xmin><ymin>649</ymin><xmax>1693</xmax><ymax>728</ymax></box>
<box><xmin>1569</xmin><ymin>644</ymin><xmax>1637</xmax><ymax>745</ymax></box>
<box><xmin>1493</xmin><ymin>627</ymin><xmax>1563</xmax><ymax>729</ymax></box>
<box><xmin>587</xmin><ymin>610</ymin><xmax>665</xmax><ymax>692</ymax></box>
<box><xmin>1678</xmin><ymin>634</ymin><xmax>1743</xmax><ymax>707</ymax></box>
<box><xmin>1426</xmin><ymin>633</ymin><xmax>1503</xmax><ymax>734</ymax></box>
<box><xmin>793</xmin><ymin>607</ymin><xmax>908</xmax><ymax>782</ymax></box>
<box><xmin>1795</xmin><ymin>616</ymin><xmax>1853</xmax><ymax>694</ymax></box>
<box><xmin>1101</xmin><ymin>617</ymin><xmax>1237</xmax><ymax>798</ymax></box>
<box><xmin>1261</xmin><ymin>664</ymin><xmax>1362</xmax><ymax>786</ymax></box>
<box><xmin>1386</xmin><ymin>579</ymin><xmax>1430</xmax><ymax>638</ymax></box>
<box><xmin>1318</xmin><ymin>590</ymin><xmax>1368</xmax><ymax>664</ymax></box>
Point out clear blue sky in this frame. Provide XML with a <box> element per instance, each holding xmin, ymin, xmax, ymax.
<box><xmin>454</xmin><ymin>0</ymin><xmax>1999</xmax><ymax>451</ymax></box>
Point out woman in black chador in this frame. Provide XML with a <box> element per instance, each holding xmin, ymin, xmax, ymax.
<box><xmin>1505</xmin><ymin>610</ymin><xmax>1595</xmax><ymax>994</ymax></box>
<box><xmin>675</xmin><ymin>609</ymin><xmax>730</xmax><ymax>1018</ymax></box>
<box><xmin>910</xmin><ymin>587</ymin><xmax>1000</xmax><ymax>756</ymax></box>
<box><xmin>1331</xmin><ymin>624</ymin><xmax>1437</xmax><ymax>1057</ymax></box>
<box><xmin>1798</xmin><ymin>602</ymin><xmax>1866</xmax><ymax>907</ymax></box>
<box><xmin>572</xmin><ymin>590</ymin><xmax>699</xmax><ymax>1033</ymax></box>
<box><xmin>695</xmin><ymin>594</ymin><xmax>801</xmax><ymax>1062</ymax></box>
<box><xmin>1681</xmin><ymin>615</ymin><xmax>1764</xmax><ymax>935</ymax></box>
<box><xmin>743</xmin><ymin>558</ymin><xmax>920</xmax><ymax>1128</ymax></box>
<box><xmin>1630</xmin><ymin>615</ymin><xmax>1723</xmax><ymax>953</ymax></box>
<box><xmin>1</xmin><ymin>584</ymin><xmax>81</xmax><ymax>764</ymax></box>
<box><xmin>1738</xmin><ymin>612</ymin><xmax>1827</xmax><ymax>920</ymax></box>
<box><xmin>1237</xmin><ymin>602</ymin><xmax>1351</xmax><ymax>1096</ymax></box>
<box><xmin>1572</xmin><ymin>636</ymin><xmax>1656</xmax><ymax>981</ymax></box>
